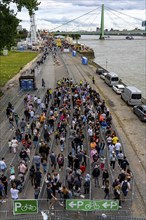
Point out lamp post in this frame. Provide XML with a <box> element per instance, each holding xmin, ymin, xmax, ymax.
<box><xmin>106</xmin><ymin>59</ymin><xmax>108</xmax><ymax>70</ymax></box>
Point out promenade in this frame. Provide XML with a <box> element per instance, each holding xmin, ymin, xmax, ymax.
<box><xmin>0</xmin><ymin>49</ymin><xmax>145</xmax><ymax>220</ymax></box>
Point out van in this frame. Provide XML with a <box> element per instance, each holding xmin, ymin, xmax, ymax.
<box><xmin>121</xmin><ymin>86</ymin><xmax>142</xmax><ymax>106</ymax></box>
<box><xmin>105</xmin><ymin>72</ymin><xmax>119</xmax><ymax>86</ymax></box>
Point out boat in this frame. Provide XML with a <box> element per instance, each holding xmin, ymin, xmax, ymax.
<box><xmin>125</xmin><ymin>36</ymin><xmax>134</xmax><ymax>40</ymax></box>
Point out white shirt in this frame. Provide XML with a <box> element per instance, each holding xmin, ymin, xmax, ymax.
<box><xmin>0</xmin><ymin>160</ymin><xmax>7</xmax><ymax>170</ymax></box>
<box><xmin>11</xmin><ymin>139</ymin><xmax>18</xmax><ymax>148</ymax></box>
<box><xmin>115</xmin><ymin>142</ymin><xmax>121</xmax><ymax>151</ymax></box>
<box><xmin>30</xmin><ymin>110</ymin><xmax>34</xmax><ymax>117</ymax></box>
<box><xmin>109</xmin><ymin>144</ymin><xmax>115</xmax><ymax>153</ymax></box>
<box><xmin>88</xmin><ymin>128</ymin><xmax>93</xmax><ymax>136</ymax></box>
<box><xmin>10</xmin><ymin>188</ymin><xmax>19</xmax><ymax>199</ymax></box>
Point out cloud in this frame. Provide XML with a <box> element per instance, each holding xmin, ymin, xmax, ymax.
<box><xmin>12</xmin><ymin>0</ymin><xmax>145</xmax><ymax>30</ymax></box>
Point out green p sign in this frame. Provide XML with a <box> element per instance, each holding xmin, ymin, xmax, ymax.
<box><xmin>66</xmin><ymin>199</ymin><xmax>119</xmax><ymax>211</ymax></box>
<box><xmin>13</xmin><ymin>200</ymin><xmax>38</xmax><ymax>215</ymax></box>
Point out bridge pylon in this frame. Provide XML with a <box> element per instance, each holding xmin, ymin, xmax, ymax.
<box><xmin>99</xmin><ymin>4</ymin><xmax>104</xmax><ymax>40</ymax></box>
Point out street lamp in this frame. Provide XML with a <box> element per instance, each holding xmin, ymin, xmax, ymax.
<box><xmin>106</xmin><ymin>59</ymin><xmax>108</xmax><ymax>70</ymax></box>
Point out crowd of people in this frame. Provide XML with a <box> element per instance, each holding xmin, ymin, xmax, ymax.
<box><xmin>31</xmin><ymin>77</ymin><xmax>132</xmax><ymax>210</ymax></box>
<box><xmin>0</xmin><ymin>63</ymin><xmax>132</xmax><ymax>210</ymax></box>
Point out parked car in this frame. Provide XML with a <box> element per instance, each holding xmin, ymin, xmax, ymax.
<box><xmin>112</xmin><ymin>84</ymin><xmax>125</xmax><ymax>94</ymax></box>
<box><xmin>96</xmin><ymin>68</ymin><xmax>105</xmax><ymax>75</ymax></box>
<box><xmin>100</xmin><ymin>72</ymin><xmax>107</xmax><ymax>80</ymax></box>
<box><xmin>133</xmin><ymin>105</ymin><xmax>146</xmax><ymax>122</ymax></box>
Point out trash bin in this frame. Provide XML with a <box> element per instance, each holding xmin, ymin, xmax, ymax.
<box><xmin>72</xmin><ymin>51</ymin><xmax>76</xmax><ymax>57</ymax></box>
<box><xmin>82</xmin><ymin>57</ymin><xmax>88</xmax><ymax>65</ymax></box>
<box><xmin>3</xmin><ymin>49</ymin><xmax>8</xmax><ymax>56</ymax></box>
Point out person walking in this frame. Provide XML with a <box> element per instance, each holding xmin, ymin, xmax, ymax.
<box><xmin>0</xmin><ymin>181</ymin><xmax>6</xmax><ymax>203</ymax></box>
<box><xmin>92</xmin><ymin>165</ymin><xmax>100</xmax><ymax>187</ymax></box>
<box><xmin>110</xmin><ymin>151</ymin><xmax>117</xmax><ymax>171</ymax></box>
<box><xmin>0</xmin><ymin>174</ymin><xmax>8</xmax><ymax>197</ymax></box>
<box><xmin>42</xmin><ymin>78</ymin><xmax>45</xmax><ymax>88</ymax></box>
<box><xmin>46</xmin><ymin>183</ymin><xmax>57</xmax><ymax>209</ymax></box>
<box><xmin>92</xmin><ymin>76</ymin><xmax>95</xmax><ymax>84</ymax></box>
<box><xmin>0</xmin><ymin>158</ymin><xmax>7</xmax><ymax>173</ymax></box>
<box><xmin>104</xmin><ymin>180</ymin><xmax>110</xmax><ymax>199</ymax></box>
<box><xmin>29</xmin><ymin>165</ymin><xmax>35</xmax><ymax>186</ymax></box>
<box><xmin>57</xmin><ymin>154</ymin><xmax>64</xmax><ymax>171</ymax></box>
<box><xmin>50</xmin><ymin>152</ymin><xmax>57</xmax><ymax>169</ymax></box>
<box><xmin>10</xmin><ymin>185</ymin><xmax>19</xmax><ymax>200</ymax></box>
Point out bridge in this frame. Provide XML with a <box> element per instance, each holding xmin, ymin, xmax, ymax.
<box><xmin>49</xmin><ymin>4</ymin><xmax>145</xmax><ymax>39</ymax></box>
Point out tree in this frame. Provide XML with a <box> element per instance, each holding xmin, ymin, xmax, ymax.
<box><xmin>2</xmin><ymin>0</ymin><xmax>41</xmax><ymax>16</ymax></box>
<box><xmin>0</xmin><ymin>3</ymin><xmax>19</xmax><ymax>51</ymax></box>
<box><xmin>0</xmin><ymin>0</ymin><xmax>40</xmax><ymax>50</ymax></box>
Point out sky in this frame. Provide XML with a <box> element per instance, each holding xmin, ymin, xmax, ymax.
<box><xmin>13</xmin><ymin>0</ymin><xmax>146</xmax><ymax>31</ymax></box>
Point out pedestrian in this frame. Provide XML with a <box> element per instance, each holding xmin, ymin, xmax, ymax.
<box><xmin>19</xmin><ymin>118</ymin><xmax>26</xmax><ymax>133</ymax></box>
<box><xmin>33</xmin><ymin>154</ymin><xmax>41</xmax><ymax>170</ymax></box>
<box><xmin>61</xmin><ymin>186</ymin><xmax>71</xmax><ymax>207</ymax></box>
<box><xmin>110</xmin><ymin>151</ymin><xmax>116</xmax><ymax>171</ymax></box>
<box><xmin>84</xmin><ymin>174</ymin><xmax>91</xmax><ymax>194</ymax></box>
<box><xmin>117</xmin><ymin>150</ymin><xmax>124</xmax><ymax>167</ymax></box>
<box><xmin>9</xmin><ymin>114</ymin><xmax>14</xmax><ymax>130</ymax></box>
<box><xmin>121</xmin><ymin>179</ymin><xmax>131</xmax><ymax>201</ymax></box>
<box><xmin>104</xmin><ymin>180</ymin><xmax>110</xmax><ymax>199</ymax></box>
<box><xmin>0</xmin><ymin>158</ymin><xmax>7</xmax><ymax>173</ymax></box>
<box><xmin>0</xmin><ymin>180</ymin><xmax>6</xmax><ymax>203</ymax></box>
<box><xmin>0</xmin><ymin>174</ymin><xmax>8</xmax><ymax>197</ymax></box>
<box><xmin>34</xmin><ymin>184</ymin><xmax>40</xmax><ymax>199</ymax></box>
<box><xmin>100</xmin><ymin>155</ymin><xmax>106</xmax><ymax>171</ymax></box>
<box><xmin>92</xmin><ymin>76</ymin><xmax>95</xmax><ymax>84</ymax></box>
<box><xmin>34</xmin><ymin>169</ymin><xmax>42</xmax><ymax>187</ymax></box>
<box><xmin>113</xmin><ymin>184</ymin><xmax>122</xmax><ymax>208</ymax></box>
<box><xmin>92</xmin><ymin>165</ymin><xmax>100</xmax><ymax>187</ymax></box>
<box><xmin>46</xmin><ymin>183</ymin><xmax>57</xmax><ymax>209</ymax></box>
<box><xmin>10</xmin><ymin>184</ymin><xmax>19</xmax><ymax>200</ymax></box>
<box><xmin>120</xmin><ymin>156</ymin><xmax>129</xmax><ymax>171</ymax></box>
<box><xmin>29</xmin><ymin>165</ymin><xmax>35</xmax><ymax>186</ymax></box>
<box><xmin>50</xmin><ymin>152</ymin><xmax>57</xmax><ymax>169</ymax></box>
<box><xmin>8</xmin><ymin>139</ymin><xmax>12</xmax><ymax>153</ymax></box>
<box><xmin>10</xmin><ymin>165</ymin><xmax>15</xmax><ymax>175</ymax></box>
<box><xmin>42</xmin><ymin>78</ymin><xmax>45</xmax><ymax>88</ymax></box>
<box><xmin>33</xmin><ymin>133</ymin><xmax>39</xmax><ymax>149</ymax></box>
<box><xmin>57</xmin><ymin>153</ymin><xmax>64</xmax><ymax>171</ymax></box>
<box><xmin>42</xmin><ymin>158</ymin><xmax>47</xmax><ymax>173</ymax></box>
<box><xmin>68</xmin><ymin>152</ymin><xmax>74</xmax><ymax>169</ymax></box>
<box><xmin>14</xmin><ymin>113</ymin><xmax>19</xmax><ymax>127</ymax></box>
<box><xmin>102</xmin><ymin>169</ymin><xmax>109</xmax><ymax>188</ymax></box>
<box><xmin>11</xmin><ymin>137</ymin><xmax>18</xmax><ymax>154</ymax></box>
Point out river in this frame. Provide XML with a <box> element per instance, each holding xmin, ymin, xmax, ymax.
<box><xmin>79</xmin><ymin>35</ymin><xmax>146</xmax><ymax>98</ymax></box>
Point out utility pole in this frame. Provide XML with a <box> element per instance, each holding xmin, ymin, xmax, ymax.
<box><xmin>106</xmin><ymin>59</ymin><xmax>108</xmax><ymax>69</ymax></box>
<box><xmin>99</xmin><ymin>4</ymin><xmax>105</xmax><ymax>40</ymax></box>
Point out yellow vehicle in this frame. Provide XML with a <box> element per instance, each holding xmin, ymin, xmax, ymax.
<box><xmin>56</xmin><ymin>39</ymin><xmax>62</xmax><ymax>47</ymax></box>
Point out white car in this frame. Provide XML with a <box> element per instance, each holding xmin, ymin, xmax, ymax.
<box><xmin>112</xmin><ymin>84</ymin><xmax>125</xmax><ymax>94</ymax></box>
<box><xmin>100</xmin><ymin>72</ymin><xmax>107</xmax><ymax>80</ymax></box>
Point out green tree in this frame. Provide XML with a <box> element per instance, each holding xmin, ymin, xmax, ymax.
<box><xmin>0</xmin><ymin>0</ymin><xmax>40</xmax><ymax>50</ymax></box>
<box><xmin>2</xmin><ymin>0</ymin><xmax>40</xmax><ymax>16</ymax></box>
<box><xmin>0</xmin><ymin>3</ymin><xmax>19</xmax><ymax>51</ymax></box>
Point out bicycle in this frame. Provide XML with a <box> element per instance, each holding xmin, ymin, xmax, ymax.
<box><xmin>84</xmin><ymin>201</ymin><xmax>100</xmax><ymax>211</ymax></box>
<box><xmin>21</xmin><ymin>204</ymin><xmax>37</xmax><ymax>211</ymax></box>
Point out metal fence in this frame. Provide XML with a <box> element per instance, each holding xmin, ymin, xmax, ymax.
<box><xmin>5</xmin><ymin>212</ymin><xmax>146</xmax><ymax>220</ymax></box>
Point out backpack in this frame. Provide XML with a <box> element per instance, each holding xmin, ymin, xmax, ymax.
<box><xmin>122</xmin><ymin>181</ymin><xmax>128</xmax><ymax>191</ymax></box>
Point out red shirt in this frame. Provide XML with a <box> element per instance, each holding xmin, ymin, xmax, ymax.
<box><xmin>80</xmin><ymin>165</ymin><xmax>86</xmax><ymax>173</ymax></box>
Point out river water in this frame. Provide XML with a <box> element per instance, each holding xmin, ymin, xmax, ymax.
<box><xmin>79</xmin><ymin>35</ymin><xmax>146</xmax><ymax>98</ymax></box>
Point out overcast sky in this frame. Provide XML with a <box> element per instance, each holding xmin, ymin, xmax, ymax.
<box><xmin>14</xmin><ymin>0</ymin><xmax>145</xmax><ymax>31</ymax></box>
